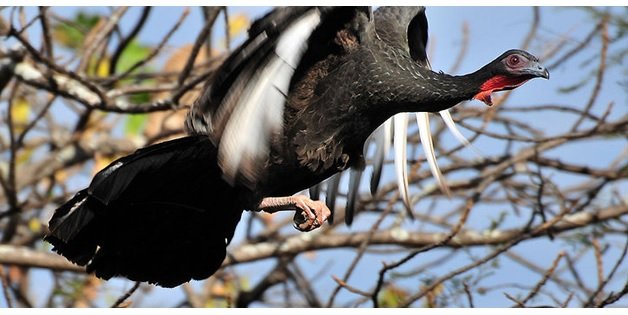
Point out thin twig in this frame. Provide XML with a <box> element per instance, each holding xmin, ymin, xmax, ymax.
<box><xmin>103</xmin><ymin>8</ymin><xmax>190</xmax><ymax>85</ymax></box>
<box><xmin>77</xmin><ymin>7</ymin><xmax>128</xmax><ymax>73</ymax></box>
<box><xmin>108</xmin><ymin>7</ymin><xmax>152</xmax><ymax>78</ymax></box>
<box><xmin>571</xmin><ymin>13</ymin><xmax>609</xmax><ymax>132</ymax></box>
<box><xmin>1</xmin><ymin>84</ymin><xmax>20</xmax><ymax>243</ymax></box>
<box><xmin>38</xmin><ymin>7</ymin><xmax>54</xmax><ymax>59</ymax></box>
<box><xmin>592</xmin><ymin>237</ymin><xmax>605</xmax><ymax>289</ymax></box>
<box><xmin>8</xmin><ymin>26</ymin><xmax>107</xmax><ymax>103</ymax></box>
<box><xmin>597</xmin><ymin>282</ymin><xmax>628</xmax><ymax>308</ymax></box>
<box><xmin>372</xmin><ymin>197</ymin><xmax>473</xmax><ymax>307</ymax></box>
<box><xmin>463</xmin><ymin>282</ymin><xmax>475</xmax><ymax>308</ymax></box>
<box><xmin>15</xmin><ymin>94</ymin><xmax>56</xmax><ymax>147</ymax></box>
<box><xmin>399</xmin><ymin>203</ymin><xmax>574</xmax><ymax>307</ymax></box>
<box><xmin>236</xmin><ymin>259</ymin><xmax>290</xmax><ymax>307</ymax></box>
<box><xmin>548</xmin><ymin>20</ymin><xmax>604</xmax><ymax>70</ymax></box>
<box><xmin>521</xmin><ymin>7</ymin><xmax>540</xmax><ymax>50</ymax></box>
<box><xmin>111</xmin><ymin>282</ymin><xmax>140</xmax><ymax>308</ymax></box>
<box><xmin>585</xmin><ymin>237</ymin><xmax>628</xmax><ymax>307</ymax></box>
<box><xmin>327</xmin><ymin>193</ymin><xmax>397</xmax><ymax>307</ymax></box>
<box><xmin>332</xmin><ymin>275</ymin><xmax>371</xmax><ymax>297</ymax></box>
<box><xmin>177</xmin><ymin>7</ymin><xmax>221</xmax><ymax>87</ymax></box>
<box><xmin>504</xmin><ymin>292</ymin><xmax>524</xmax><ymax>307</ymax></box>
<box><xmin>517</xmin><ymin>251</ymin><xmax>565</xmax><ymax>306</ymax></box>
<box><xmin>0</xmin><ymin>266</ymin><xmax>13</xmax><ymax>308</ymax></box>
<box><xmin>561</xmin><ymin>292</ymin><xmax>574</xmax><ymax>308</ymax></box>
<box><xmin>288</xmin><ymin>262</ymin><xmax>322</xmax><ymax>307</ymax></box>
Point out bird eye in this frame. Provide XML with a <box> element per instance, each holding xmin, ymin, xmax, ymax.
<box><xmin>507</xmin><ymin>55</ymin><xmax>522</xmax><ymax>68</ymax></box>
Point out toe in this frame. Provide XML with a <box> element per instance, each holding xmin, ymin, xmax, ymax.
<box><xmin>291</xmin><ymin>195</ymin><xmax>332</xmax><ymax>232</ymax></box>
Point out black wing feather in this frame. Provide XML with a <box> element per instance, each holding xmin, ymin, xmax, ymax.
<box><xmin>46</xmin><ymin>136</ymin><xmax>245</xmax><ymax>287</ymax></box>
<box><xmin>374</xmin><ymin>6</ymin><xmax>429</xmax><ymax>65</ymax></box>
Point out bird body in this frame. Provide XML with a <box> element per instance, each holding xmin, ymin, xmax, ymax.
<box><xmin>46</xmin><ymin>6</ymin><xmax>549</xmax><ymax>287</ymax></box>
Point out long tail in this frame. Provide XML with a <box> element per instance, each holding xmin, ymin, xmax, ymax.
<box><xmin>45</xmin><ymin>135</ymin><xmax>244</xmax><ymax>287</ymax></box>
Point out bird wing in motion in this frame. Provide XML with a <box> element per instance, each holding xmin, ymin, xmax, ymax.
<box><xmin>187</xmin><ymin>7</ymin><xmax>372</xmax><ymax>189</ymax></box>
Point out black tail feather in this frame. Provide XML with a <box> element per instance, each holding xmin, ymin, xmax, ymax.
<box><xmin>45</xmin><ymin>135</ymin><xmax>245</xmax><ymax>287</ymax></box>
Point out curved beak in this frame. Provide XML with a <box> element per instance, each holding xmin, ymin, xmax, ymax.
<box><xmin>524</xmin><ymin>61</ymin><xmax>550</xmax><ymax>79</ymax></box>
<box><xmin>539</xmin><ymin>66</ymin><xmax>550</xmax><ymax>79</ymax></box>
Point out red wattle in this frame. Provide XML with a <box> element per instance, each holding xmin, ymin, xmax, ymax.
<box><xmin>473</xmin><ymin>75</ymin><xmax>529</xmax><ymax>106</ymax></box>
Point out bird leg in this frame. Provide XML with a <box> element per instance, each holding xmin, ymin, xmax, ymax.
<box><xmin>257</xmin><ymin>195</ymin><xmax>331</xmax><ymax>232</ymax></box>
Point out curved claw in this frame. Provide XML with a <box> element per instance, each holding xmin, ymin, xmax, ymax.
<box><xmin>294</xmin><ymin>210</ymin><xmax>316</xmax><ymax>231</ymax></box>
<box><xmin>291</xmin><ymin>195</ymin><xmax>331</xmax><ymax>232</ymax></box>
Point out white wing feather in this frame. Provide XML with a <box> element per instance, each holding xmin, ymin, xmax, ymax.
<box><xmin>416</xmin><ymin>112</ymin><xmax>451</xmax><ymax>196</ymax></box>
<box><xmin>393</xmin><ymin>113</ymin><xmax>413</xmax><ymax>217</ymax></box>
<box><xmin>218</xmin><ymin>11</ymin><xmax>321</xmax><ymax>185</ymax></box>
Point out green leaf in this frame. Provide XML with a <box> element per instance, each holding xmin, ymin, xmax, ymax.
<box><xmin>124</xmin><ymin>114</ymin><xmax>148</xmax><ymax>136</ymax></box>
<box><xmin>378</xmin><ymin>286</ymin><xmax>409</xmax><ymax>308</ymax></box>
<box><xmin>116</xmin><ymin>40</ymin><xmax>152</xmax><ymax>74</ymax></box>
<box><xmin>129</xmin><ymin>91</ymin><xmax>152</xmax><ymax>105</ymax></box>
<box><xmin>117</xmin><ymin>41</ymin><xmax>154</xmax><ymax>104</ymax></box>
<box><xmin>52</xmin><ymin>12</ymin><xmax>101</xmax><ymax>50</ymax></box>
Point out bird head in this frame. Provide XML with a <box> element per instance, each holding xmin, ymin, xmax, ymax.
<box><xmin>473</xmin><ymin>49</ymin><xmax>549</xmax><ymax>106</ymax></box>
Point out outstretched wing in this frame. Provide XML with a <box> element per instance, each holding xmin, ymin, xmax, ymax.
<box><xmin>374</xmin><ymin>6</ymin><xmax>429</xmax><ymax>67</ymax></box>
<box><xmin>187</xmin><ymin>7</ymin><xmax>372</xmax><ymax>189</ymax></box>
<box><xmin>187</xmin><ymin>7</ymin><xmax>319</xmax><ymax>187</ymax></box>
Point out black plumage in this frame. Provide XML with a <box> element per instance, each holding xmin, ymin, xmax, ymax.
<box><xmin>47</xmin><ymin>136</ymin><xmax>244</xmax><ymax>287</ymax></box>
<box><xmin>46</xmin><ymin>6</ymin><xmax>549</xmax><ymax>287</ymax></box>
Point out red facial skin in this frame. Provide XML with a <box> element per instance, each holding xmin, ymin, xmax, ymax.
<box><xmin>473</xmin><ymin>75</ymin><xmax>530</xmax><ymax>106</ymax></box>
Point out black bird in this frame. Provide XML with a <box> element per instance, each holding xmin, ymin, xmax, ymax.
<box><xmin>45</xmin><ymin>7</ymin><xmax>549</xmax><ymax>288</ymax></box>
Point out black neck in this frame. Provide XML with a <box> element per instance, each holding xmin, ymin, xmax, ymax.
<box><xmin>365</xmin><ymin>62</ymin><xmax>492</xmax><ymax>127</ymax></box>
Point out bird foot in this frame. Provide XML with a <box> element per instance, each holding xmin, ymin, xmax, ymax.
<box><xmin>292</xmin><ymin>196</ymin><xmax>331</xmax><ymax>232</ymax></box>
<box><xmin>257</xmin><ymin>195</ymin><xmax>331</xmax><ymax>232</ymax></box>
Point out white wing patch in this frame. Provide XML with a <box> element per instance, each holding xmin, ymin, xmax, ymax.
<box><xmin>416</xmin><ymin>112</ymin><xmax>451</xmax><ymax>197</ymax></box>
<box><xmin>372</xmin><ymin>109</ymin><xmax>478</xmax><ymax>214</ymax></box>
<box><xmin>385</xmin><ymin>109</ymin><xmax>478</xmax><ymax>206</ymax></box>
<box><xmin>218</xmin><ymin>10</ymin><xmax>322</xmax><ymax>186</ymax></box>
<box><xmin>393</xmin><ymin>113</ymin><xmax>413</xmax><ymax>217</ymax></box>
